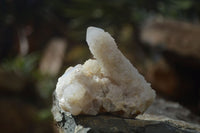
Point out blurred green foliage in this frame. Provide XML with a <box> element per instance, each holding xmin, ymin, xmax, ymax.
<box><xmin>1</xmin><ymin>53</ymin><xmax>39</xmax><ymax>75</ymax></box>
<box><xmin>1</xmin><ymin>53</ymin><xmax>57</xmax><ymax>101</ymax></box>
<box><xmin>1</xmin><ymin>0</ymin><xmax>200</xmax><ymax>35</ymax></box>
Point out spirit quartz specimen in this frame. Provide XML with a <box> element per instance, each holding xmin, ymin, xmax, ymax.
<box><xmin>55</xmin><ymin>27</ymin><xmax>155</xmax><ymax>118</ymax></box>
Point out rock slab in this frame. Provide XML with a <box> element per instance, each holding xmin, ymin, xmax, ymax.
<box><xmin>52</xmin><ymin>94</ymin><xmax>200</xmax><ymax>133</ymax></box>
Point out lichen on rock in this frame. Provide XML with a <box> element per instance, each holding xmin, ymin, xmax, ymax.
<box><xmin>55</xmin><ymin>26</ymin><xmax>155</xmax><ymax>117</ymax></box>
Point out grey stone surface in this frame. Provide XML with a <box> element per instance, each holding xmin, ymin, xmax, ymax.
<box><xmin>51</xmin><ymin>93</ymin><xmax>90</xmax><ymax>133</ymax></box>
<box><xmin>52</xmin><ymin>93</ymin><xmax>200</xmax><ymax>133</ymax></box>
<box><xmin>75</xmin><ymin>114</ymin><xmax>200</xmax><ymax>133</ymax></box>
<box><xmin>146</xmin><ymin>97</ymin><xmax>200</xmax><ymax>125</ymax></box>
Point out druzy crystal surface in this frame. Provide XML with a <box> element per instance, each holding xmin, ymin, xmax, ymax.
<box><xmin>55</xmin><ymin>27</ymin><xmax>155</xmax><ymax>117</ymax></box>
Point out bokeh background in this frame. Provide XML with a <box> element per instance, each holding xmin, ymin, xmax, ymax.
<box><xmin>1</xmin><ymin>0</ymin><xmax>200</xmax><ymax>132</ymax></box>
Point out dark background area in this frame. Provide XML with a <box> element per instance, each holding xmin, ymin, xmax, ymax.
<box><xmin>0</xmin><ymin>0</ymin><xmax>200</xmax><ymax>132</ymax></box>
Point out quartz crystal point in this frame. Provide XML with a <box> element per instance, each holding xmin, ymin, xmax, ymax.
<box><xmin>55</xmin><ymin>27</ymin><xmax>156</xmax><ymax>117</ymax></box>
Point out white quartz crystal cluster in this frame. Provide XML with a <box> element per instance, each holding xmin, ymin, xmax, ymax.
<box><xmin>55</xmin><ymin>27</ymin><xmax>155</xmax><ymax>117</ymax></box>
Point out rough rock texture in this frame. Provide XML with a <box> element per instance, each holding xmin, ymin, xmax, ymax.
<box><xmin>146</xmin><ymin>97</ymin><xmax>200</xmax><ymax>125</ymax></box>
<box><xmin>55</xmin><ymin>27</ymin><xmax>155</xmax><ymax>117</ymax></box>
<box><xmin>52</xmin><ymin>95</ymin><xmax>200</xmax><ymax>133</ymax></box>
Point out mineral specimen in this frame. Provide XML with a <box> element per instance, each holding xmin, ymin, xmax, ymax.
<box><xmin>55</xmin><ymin>27</ymin><xmax>155</xmax><ymax>117</ymax></box>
